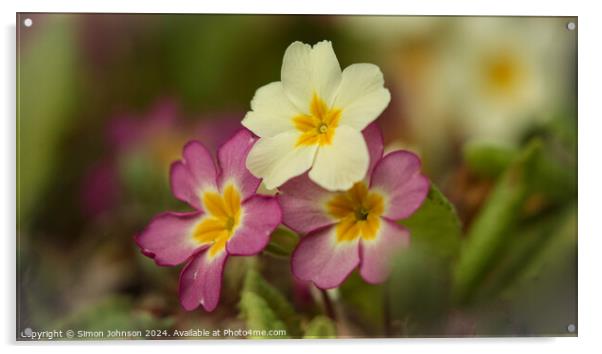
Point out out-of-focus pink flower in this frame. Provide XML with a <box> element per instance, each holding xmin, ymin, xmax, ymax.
<box><xmin>278</xmin><ymin>123</ymin><xmax>429</xmax><ymax>289</ymax></box>
<box><xmin>108</xmin><ymin>99</ymin><xmax>184</xmax><ymax>162</ymax></box>
<box><xmin>80</xmin><ymin>158</ymin><xmax>119</xmax><ymax>217</ymax></box>
<box><xmin>135</xmin><ymin>130</ymin><xmax>282</xmax><ymax>312</ymax></box>
<box><xmin>80</xmin><ymin>98</ymin><xmax>243</xmax><ymax>217</ymax></box>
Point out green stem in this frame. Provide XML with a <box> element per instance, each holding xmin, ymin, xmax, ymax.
<box><xmin>320</xmin><ymin>289</ymin><xmax>337</xmax><ymax>322</ymax></box>
<box><xmin>383</xmin><ymin>282</ymin><xmax>392</xmax><ymax>336</ymax></box>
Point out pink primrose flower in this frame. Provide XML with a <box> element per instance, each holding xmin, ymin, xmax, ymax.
<box><xmin>136</xmin><ymin>129</ymin><xmax>282</xmax><ymax>311</ymax></box>
<box><xmin>278</xmin><ymin>123</ymin><xmax>429</xmax><ymax>289</ymax></box>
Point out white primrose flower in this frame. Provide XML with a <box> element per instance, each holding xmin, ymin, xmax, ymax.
<box><xmin>242</xmin><ymin>40</ymin><xmax>391</xmax><ymax>191</ymax></box>
<box><xmin>441</xmin><ymin>17</ymin><xmax>574</xmax><ymax>145</ymax></box>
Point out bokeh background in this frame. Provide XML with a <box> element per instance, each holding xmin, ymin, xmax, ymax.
<box><xmin>17</xmin><ymin>14</ymin><xmax>577</xmax><ymax>338</ymax></box>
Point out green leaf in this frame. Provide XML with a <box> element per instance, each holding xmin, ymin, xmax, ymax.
<box><xmin>400</xmin><ymin>184</ymin><xmax>462</xmax><ymax>262</ymax></box>
<box><xmin>239</xmin><ymin>270</ymin><xmax>300</xmax><ymax>337</ymax></box>
<box><xmin>452</xmin><ymin>140</ymin><xmax>542</xmax><ymax>305</ymax></box>
<box><xmin>263</xmin><ymin>242</ymin><xmax>291</xmax><ymax>258</ymax></box>
<box><xmin>463</xmin><ymin>142</ymin><xmax>518</xmax><ymax>178</ymax></box>
<box><xmin>303</xmin><ymin>315</ymin><xmax>336</xmax><ymax>338</ymax></box>
<box><xmin>239</xmin><ymin>292</ymin><xmax>289</xmax><ymax>339</ymax></box>
<box><xmin>263</xmin><ymin>227</ymin><xmax>298</xmax><ymax>258</ymax></box>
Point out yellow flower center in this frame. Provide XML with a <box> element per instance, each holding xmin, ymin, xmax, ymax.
<box><xmin>482</xmin><ymin>51</ymin><xmax>525</xmax><ymax>98</ymax></box>
<box><xmin>293</xmin><ymin>93</ymin><xmax>342</xmax><ymax>147</ymax></box>
<box><xmin>193</xmin><ymin>184</ymin><xmax>242</xmax><ymax>257</ymax></box>
<box><xmin>326</xmin><ymin>182</ymin><xmax>385</xmax><ymax>243</ymax></box>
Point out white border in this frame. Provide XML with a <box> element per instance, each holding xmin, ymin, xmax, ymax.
<box><xmin>4</xmin><ymin>0</ymin><xmax>581</xmax><ymax>16</ymax></box>
<box><xmin>3</xmin><ymin>0</ymin><xmax>600</xmax><ymax>353</ymax></box>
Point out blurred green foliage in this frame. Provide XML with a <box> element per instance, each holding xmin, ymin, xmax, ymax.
<box><xmin>18</xmin><ymin>15</ymin><xmax>78</xmax><ymax>226</ymax></box>
<box><xmin>463</xmin><ymin>142</ymin><xmax>518</xmax><ymax>178</ymax></box>
<box><xmin>453</xmin><ymin>140</ymin><xmax>544</xmax><ymax>304</ymax></box>
<box><xmin>304</xmin><ymin>316</ymin><xmax>336</xmax><ymax>339</ymax></box>
<box><xmin>454</xmin><ymin>123</ymin><xmax>577</xmax><ymax>308</ymax></box>
<box><xmin>339</xmin><ymin>272</ymin><xmax>385</xmax><ymax>334</ymax></box>
<box><xmin>263</xmin><ymin>227</ymin><xmax>299</xmax><ymax>258</ymax></box>
<box><xmin>239</xmin><ymin>292</ymin><xmax>289</xmax><ymax>339</ymax></box>
<box><xmin>384</xmin><ymin>185</ymin><xmax>462</xmax><ymax>335</ymax></box>
<box><xmin>239</xmin><ymin>270</ymin><xmax>300</xmax><ymax>338</ymax></box>
<box><xmin>54</xmin><ymin>296</ymin><xmax>173</xmax><ymax>338</ymax></box>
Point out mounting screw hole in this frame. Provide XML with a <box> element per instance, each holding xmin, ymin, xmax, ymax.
<box><xmin>567</xmin><ymin>22</ymin><xmax>576</xmax><ymax>31</ymax></box>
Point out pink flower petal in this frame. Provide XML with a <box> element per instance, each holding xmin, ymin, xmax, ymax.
<box><xmin>359</xmin><ymin>219</ymin><xmax>410</xmax><ymax>284</ymax></box>
<box><xmin>135</xmin><ymin>212</ymin><xmax>204</xmax><ymax>266</ymax></box>
<box><xmin>291</xmin><ymin>225</ymin><xmax>360</xmax><ymax>289</ymax></box>
<box><xmin>369</xmin><ymin>151</ymin><xmax>429</xmax><ymax>220</ymax></box>
<box><xmin>179</xmin><ymin>250</ymin><xmax>227</xmax><ymax>312</ymax></box>
<box><xmin>278</xmin><ymin>173</ymin><xmax>336</xmax><ymax>234</ymax></box>
<box><xmin>227</xmin><ymin>195</ymin><xmax>282</xmax><ymax>256</ymax></box>
<box><xmin>216</xmin><ymin>129</ymin><xmax>261</xmax><ymax>201</ymax></box>
<box><xmin>362</xmin><ymin>122</ymin><xmax>384</xmax><ymax>178</ymax></box>
<box><xmin>170</xmin><ymin>162</ymin><xmax>200</xmax><ymax>210</ymax></box>
<box><xmin>170</xmin><ymin>141</ymin><xmax>218</xmax><ymax>210</ymax></box>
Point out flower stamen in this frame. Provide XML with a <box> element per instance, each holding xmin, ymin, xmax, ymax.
<box><xmin>355</xmin><ymin>207</ymin><xmax>369</xmax><ymax>221</ymax></box>
<box><xmin>293</xmin><ymin>93</ymin><xmax>341</xmax><ymax>147</ymax></box>
<box><xmin>318</xmin><ymin>123</ymin><xmax>328</xmax><ymax>134</ymax></box>
<box><xmin>194</xmin><ymin>184</ymin><xmax>242</xmax><ymax>257</ymax></box>
<box><xmin>326</xmin><ymin>182</ymin><xmax>384</xmax><ymax>242</ymax></box>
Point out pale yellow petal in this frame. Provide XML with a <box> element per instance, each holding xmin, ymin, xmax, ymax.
<box><xmin>242</xmin><ymin>82</ymin><xmax>300</xmax><ymax>137</ymax></box>
<box><xmin>281</xmin><ymin>41</ymin><xmax>342</xmax><ymax>113</ymax></box>
<box><xmin>246</xmin><ymin>130</ymin><xmax>317</xmax><ymax>190</ymax></box>
<box><xmin>334</xmin><ymin>63</ymin><xmax>391</xmax><ymax>130</ymax></box>
<box><xmin>309</xmin><ymin>125</ymin><xmax>369</xmax><ymax>191</ymax></box>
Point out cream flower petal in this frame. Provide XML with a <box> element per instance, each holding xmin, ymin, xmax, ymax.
<box><xmin>334</xmin><ymin>63</ymin><xmax>391</xmax><ymax>131</ymax></box>
<box><xmin>310</xmin><ymin>41</ymin><xmax>343</xmax><ymax>105</ymax></box>
<box><xmin>281</xmin><ymin>41</ymin><xmax>342</xmax><ymax>112</ymax></box>
<box><xmin>309</xmin><ymin>125</ymin><xmax>369</xmax><ymax>191</ymax></box>
<box><xmin>246</xmin><ymin>130</ymin><xmax>318</xmax><ymax>190</ymax></box>
<box><xmin>241</xmin><ymin>82</ymin><xmax>300</xmax><ymax>138</ymax></box>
